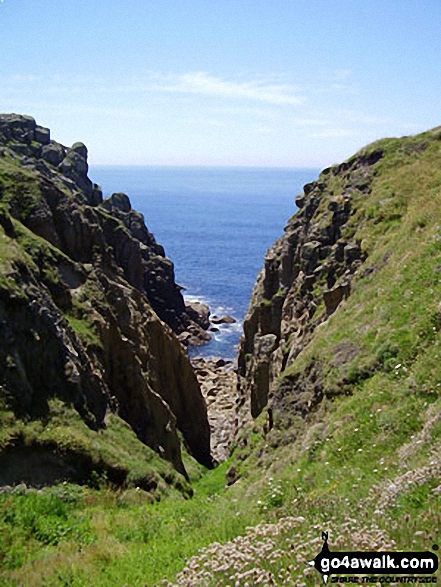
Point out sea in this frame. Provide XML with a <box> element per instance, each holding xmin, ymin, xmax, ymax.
<box><xmin>89</xmin><ymin>166</ymin><xmax>320</xmax><ymax>359</ymax></box>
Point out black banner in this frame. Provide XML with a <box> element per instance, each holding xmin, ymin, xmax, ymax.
<box><xmin>309</xmin><ymin>532</ymin><xmax>439</xmax><ymax>584</ymax></box>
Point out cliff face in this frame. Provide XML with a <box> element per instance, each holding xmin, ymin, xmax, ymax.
<box><xmin>237</xmin><ymin>150</ymin><xmax>374</xmax><ymax>422</ymax></box>
<box><xmin>237</xmin><ymin>127</ymin><xmax>441</xmax><ymax>436</ymax></box>
<box><xmin>0</xmin><ymin>114</ymin><xmax>213</xmax><ymax>486</ymax></box>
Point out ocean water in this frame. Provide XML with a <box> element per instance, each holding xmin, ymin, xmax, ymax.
<box><xmin>89</xmin><ymin>166</ymin><xmax>320</xmax><ymax>358</ymax></box>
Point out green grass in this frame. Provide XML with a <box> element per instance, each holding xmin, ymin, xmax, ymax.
<box><xmin>65</xmin><ymin>315</ymin><xmax>101</xmax><ymax>347</ymax></box>
<box><xmin>3</xmin><ymin>370</ymin><xmax>438</xmax><ymax>586</ymax></box>
<box><xmin>0</xmin><ymin>400</ymin><xmax>190</xmax><ymax>496</ymax></box>
<box><xmin>1</xmin><ymin>128</ymin><xmax>441</xmax><ymax>585</ymax></box>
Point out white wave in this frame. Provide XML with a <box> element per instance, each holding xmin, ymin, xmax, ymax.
<box><xmin>184</xmin><ymin>293</ymin><xmax>211</xmax><ymax>306</ymax></box>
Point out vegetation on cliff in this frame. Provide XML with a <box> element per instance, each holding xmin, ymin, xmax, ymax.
<box><xmin>0</xmin><ymin>113</ymin><xmax>213</xmax><ymax>495</ymax></box>
<box><xmin>1</xmin><ymin>119</ymin><xmax>440</xmax><ymax>586</ymax></box>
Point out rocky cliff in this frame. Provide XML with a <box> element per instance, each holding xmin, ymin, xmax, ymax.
<box><xmin>237</xmin><ymin>127</ymin><xmax>441</xmax><ymax>439</ymax></box>
<box><xmin>0</xmin><ymin>114</ymin><xmax>213</xmax><ymax>488</ymax></box>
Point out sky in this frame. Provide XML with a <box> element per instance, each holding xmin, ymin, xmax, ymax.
<box><xmin>1</xmin><ymin>0</ymin><xmax>441</xmax><ymax>167</ymax></box>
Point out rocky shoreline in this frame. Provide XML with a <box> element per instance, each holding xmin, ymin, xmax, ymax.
<box><xmin>179</xmin><ymin>300</ymin><xmax>237</xmax><ymax>347</ymax></box>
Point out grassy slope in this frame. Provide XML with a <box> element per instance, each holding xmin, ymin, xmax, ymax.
<box><xmin>1</xmin><ymin>129</ymin><xmax>441</xmax><ymax>586</ymax></box>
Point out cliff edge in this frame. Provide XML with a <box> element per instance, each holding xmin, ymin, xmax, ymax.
<box><xmin>237</xmin><ymin>127</ymin><xmax>441</xmax><ymax>443</ymax></box>
<box><xmin>0</xmin><ymin>114</ymin><xmax>214</xmax><ymax>490</ymax></box>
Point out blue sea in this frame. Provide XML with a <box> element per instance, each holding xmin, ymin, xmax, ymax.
<box><xmin>89</xmin><ymin>166</ymin><xmax>320</xmax><ymax>358</ymax></box>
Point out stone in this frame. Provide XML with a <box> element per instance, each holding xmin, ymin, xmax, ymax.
<box><xmin>89</xmin><ymin>184</ymin><xmax>103</xmax><ymax>206</ymax></box>
<box><xmin>0</xmin><ymin>114</ymin><xmax>36</xmax><ymax>143</ymax></box>
<box><xmin>255</xmin><ymin>334</ymin><xmax>278</xmax><ymax>358</ymax></box>
<box><xmin>9</xmin><ymin>143</ymin><xmax>30</xmax><ymax>156</ymax></box>
<box><xmin>71</xmin><ymin>141</ymin><xmax>88</xmax><ymax>160</ymax></box>
<box><xmin>226</xmin><ymin>464</ymin><xmax>240</xmax><ymax>485</ymax></box>
<box><xmin>60</xmin><ymin>151</ymin><xmax>88</xmax><ymax>177</ymax></box>
<box><xmin>301</xmin><ymin>240</ymin><xmax>321</xmax><ymax>273</ymax></box>
<box><xmin>105</xmin><ymin>192</ymin><xmax>131</xmax><ymax>213</ymax></box>
<box><xmin>191</xmin><ymin>357</ymin><xmax>237</xmax><ymax>463</ymax></box>
<box><xmin>295</xmin><ymin>194</ymin><xmax>306</xmax><ymax>208</ymax></box>
<box><xmin>323</xmin><ymin>283</ymin><xmax>350</xmax><ymax>315</ymax></box>
<box><xmin>186</xmin><ymin>301</ymin><xmax>211</xmax><ymax>330</ymax></box>
<box><xmin>211</xmin><ymin>315</ymin><xmax>236</xmax><ymax>325</ymax></box>
<box><xmin>41</xmin><ymin>141</ymin><xmax>66</xmax><ymax>166</ymax></box>
<box><xmin>34</xmin><ymin>125</ymin><xmax>50</xmax><ymax>145</ymax></box>
<box><xmin>301</xmin><ymin>240</ymin><xmax>321</xmax><ymax>262</ymax></box>
<box><xmin>344</xmin><ymin>243</ymin><xmax>361</xmax><ymax>265</ymax></box>
<box><xmin>59</xmin><ymin>150</ymin><xmax>92</xmax><ymax>197</ymax></box>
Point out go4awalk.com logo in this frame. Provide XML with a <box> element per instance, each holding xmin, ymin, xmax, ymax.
<box><xmin>308</xmin><ymin>532</ymin><xmax>439</xmax><ymax>584</ymax></box>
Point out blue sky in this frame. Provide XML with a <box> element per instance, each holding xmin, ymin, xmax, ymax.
<box><xmin>1</xmin><ymin>0</ymin><xmax>440</xmax><ymax>167</ymax></box>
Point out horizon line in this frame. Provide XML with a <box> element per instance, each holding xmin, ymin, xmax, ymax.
<box><xmin>89</xmin><ymin>163</ymin><xmax>324</xmax><ymax>170</ymax></box>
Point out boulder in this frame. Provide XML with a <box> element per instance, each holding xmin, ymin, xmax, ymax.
<box><xmin>103</xmin><ymin>192</ymin><xmax>132</xmax><ymax>213</ymax></box>
<box><xmin>186</xmin><ymin>301</ymin><xmax>210</xmax><ymax>330</ymax></box>
<box><xmin>59</xmin><ymin>150</ymin><xmax>92</xmax><ymax>197</ymax></box>
<box><xmin>71</xmin><ymin>141</ymin><xmax>88</xmax><ymax>160</ymax></box>
<box><xmin>211</xmin><ymin>315</ymin><xmax>236</xmax><ymax>325</ymax></box>
<box><xmin>41</xmin><ymin>141</ymin><xmax>66</xmax><ymax>166</ymax></box>
<box><xmin>35</xmin><ymin>125</ymin><xmax>50</xmax><ymax>145</ymax></box>
<box><xmin>60</xmin><ymin>150</ymin><xmax>88</xmax><ymax>177</ymax></box>
<box><xmin>301</xmin><ymin>240</ymin><xmax>321</xmax><ymax>272</ymax></box>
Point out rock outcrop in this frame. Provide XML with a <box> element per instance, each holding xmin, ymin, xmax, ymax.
<box><xmin>237</xmin><ymin>149</ymin><xmax>377</xmax><ymax>427</ymax></box>
<box><xmin>0</xmin><ymin>114</ymin><xmax>214</xmax><ymax>484</ymax></box>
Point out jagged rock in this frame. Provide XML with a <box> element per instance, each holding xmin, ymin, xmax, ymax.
<box><xmin>186</xmin><ymin>301</ymin><xmax>211</xmax><ymax>330</ymax></box>
<box><xmin>59</xmin><ymin>149</ymin><xmax>93</xmax><ymax>198</ymax></box>
<box><xmin>323</xmin><ymin>283</ymin><xmax>350</xmax><ymax>315</ymax></box>
<box><xmin>0</xmin><ymin>113</ymin><xmax>36</xmax><ymax>143</ymax></box>
<box><xmin>41</xmin><ymin>141</ymin><xmax>66</xmax><ymax>166</ymax></box>
<box><xmin>8</xmin><ymin>143</ymin><xmax>30</xmax><ymax>156</ymax></box>
<box><xmin>35</xmin><ymin>125</ymin><xmax>50</xmax><ymax>145</ymax></box>
<box><xmin>71</xmin><ymin>141</ymin><xmax>88</xmax><ymax>159</ymax></box>
<box><xmin>301</xmin><ymin>240</ymin><xmax>321</xmax><ymax>273</ymax></box>
<box><xmin>90</xmin><ymin>183</ymin><xmax>103</xmax><ymax>206</ymax></box>
<box><xmin>99</xmin><ymin>192</ymin><xmax>206</xmax><ymax>335</ymax></box>
<box><xmin>0</xmin><ymin>113</ymin><xmax>214</xmax><ymax>482</ymax></box>
<box><xmin>344</xmin><ymin>243</ymin><xmax>362</xmax><ymax>264</ymax></box>
<box><xmin>104</xmin><ymin>192</ymin><xmax>132</xmax><ymax>212</ymax></box>
<box><xmin>60</xmin><ymin>150</ymin><xmax>88</xmax><ymax>176</ymax></box>
<box><xmin>236</xmin><ymin>148</ymin><xmax>376</xmax><ymax>431</ymax></box>
<box><xmin>295</xmin><ymin>194</ymin><xmax>306</xmax><ymax>208</ymax></box>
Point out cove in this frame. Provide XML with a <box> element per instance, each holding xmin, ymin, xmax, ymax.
<box><xmin>90</xmin><ymin>165</ymin><xmax>320</xmax><ymax>358</ymax></box>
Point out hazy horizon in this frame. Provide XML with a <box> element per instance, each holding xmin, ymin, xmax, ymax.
<box><xmin>2</xmin><ymin>1</ymin><xmax>440</xmax><ymax>167</ymax></box>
